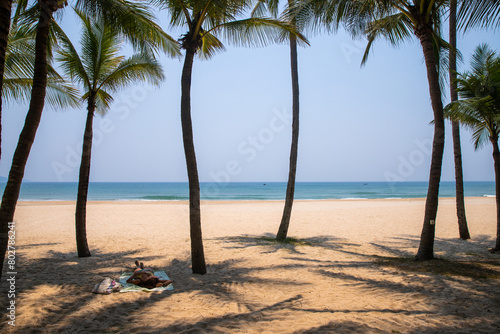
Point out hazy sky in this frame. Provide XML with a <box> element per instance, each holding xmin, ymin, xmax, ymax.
<box><xmin>1</xmin><ymin>9</ymin><xmax>498</xmax><ymax>183</ymax></box>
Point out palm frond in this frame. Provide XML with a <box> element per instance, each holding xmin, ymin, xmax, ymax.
<box><xmin>444</xmin><ymin>99</ymin><xmax>491</xmax><ymax>151</ymax></box>
<box><xmin>284</xmin><ymin>0</ymin><xmax>395</xmax><ymax>37</ymax></box>
<box><xmin>54</xmin><ymin>13</ymin><xmax>91</xmax><ymax>90</ymax></box>
<box><xmin>471</xmin><ymin>124</ymin><xmax>490</xmax><ymax>150</ymax></box>
<box><xmin>99</xmin><ymin>53</ymin><xmax>165</xmax><ymax>91</ymax></box>
<box><xmin>469</xmin><ymin>43</ymin><xmax>496</xmax><ymax>77</ymax></box>
<box><xmin>12</xmin><ymin>0</ymin><xmax>30</xmax><ymax>25</ymax></box>
<box><xmin>4</xmin><ymin>11</ymin><xmax>80</xmax><ymax>109</ymax></box>
<box><xmin>150</xmin><ymin>0</ymin><xmax>192</xmax><ymax>29</ymax></box>
<box><xmin>45</xmin><ymin>78</ymin><xmax>82</xmax><ymax>109</ymax></box>
<box><xmin>58</xmin><ymin>9</ymin><xmax>165</xmax><ymax>114</ymax></box>
<box><xmin>458</xmin><ymin>0</ymin><xmax>500</xmax><ymax>31</ymax></box>
<box><xmin>3</xmin><ymin>77</ymin><xmax>80</xmax><ymax>109</ymax></box>
<box><xmin>75</xmin><ymin>0</ymin><xmax>181</xmax><ymax>57</ymax></box>
<box><xmin>2</xmin><ymin>78</ymin><xmax>33</xmax><ymax>104</ymax></box>
<box><xmin>93</xmin><ymin>89</ymin><xmax>115</xmax><ymax>115</ymax></box>
<box><xmin>213</xmin><ymin>17</ymin><xmax>309</xmax><ymax>49</ymax></box>
<box><xmin>251</xmin><ymin>0</ymin><xmax>280</xmax><ymax>19</ymax></box>
<box><xmin>199</xmin><ymin>32</ymin><xmax>227</xmax><ymax>59</ymax></box>
<box><xmin>361</xmin><ymin>12</ymin><xmax>414</xmax><ymax>66</ymax></box>
<box><xmin>4</xmin><ymin>24</ymin><xmax>36</xmax><ymax>80</ymax></box>
<box><xmin>444</xmin><ymin>43</ymin><xmax>500</xmax><ymax>150</ymax></box>
<box><xmin>251</xmin><ymin>0</ymin><xmax>269</xmax><ymax>18</ymax></box>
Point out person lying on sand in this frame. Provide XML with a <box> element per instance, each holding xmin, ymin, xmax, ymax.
<box><xmin>126</xmin><ymin>260</ymin><xmax>173</xmax><ymax>289</ymax></box>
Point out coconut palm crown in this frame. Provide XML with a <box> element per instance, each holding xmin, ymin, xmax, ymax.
<box><xmin>56</xmin><ymin>8</ymin><xmax>165</xmax><ymax>257</ymax></box>
<box><xmin>444</xmin><ymin>43</ymin><xmax>500</xmax><ymax>252</ymax></box>
<box><xmin>153</xmin><ymin>0</ymin><xmax>308</xmax><ymax>56</ymax></box>
<box><xmin>445</xmin><ymin>44</ymin><xmax>500</xmax><ymax>149</ymax></box>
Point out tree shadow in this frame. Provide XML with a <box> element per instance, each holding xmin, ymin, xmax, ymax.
<box><xmin>292</xmin><ymin>320</ymin><xmax>388</xmax><ymax>333</ymax></box>
<box><xmin>374</xmin><ymin>256</ymin><xmax>500</xmax><ymax>280</ymax></box>
<box><xmin>292</xmin><ymin>320</ymin><xmax>500</xmax><ymax>334</ymax></box>
<box><xmin>216</xmin><ymin>233</ymin><xmax>362</xmax><ymax>256</ymax></box>
<box><xmin>1</xmin><ymin>245</ymin><xmax>311</xmax><ymax>333</ymax></box>
<box><xmin>141</xmin><ymin>294</ymin><xmax>305</xmax><ymax>334</ymax></box>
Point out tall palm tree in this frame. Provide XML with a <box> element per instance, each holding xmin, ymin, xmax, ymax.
<box><xmin>360</xmin><ymin>1</ymin><xmax>450</xmax><ymax>261</ymax></box>
<box><xmin>252</xmin><ymin>0</ymin><xmax>303</xmax><ymax>241</ymax></box>
<box><xmin>0</xmin><ymin>0</ymin><xmax>177</xmax><ymax>278</ymax></box>
<box><xmin>445</xmin><ymin>0</ymin><xmax>500</xmax><ymax>240</ymax></box>
<box><xmin>152</xmin><ymin>0</ymin><xmax>308</xmax><ymax>274</ymax></box>
<box><xmin>449</xmin><ymin>0</ymin><xmax>470</xmax><ymax>240</ymax></box>
<box><xmin>0</xmin><ymin>0</ymin><xmax>67</xmax><ymax>279</ymax></box>
<box><xmin>57</xmin><ymin>9</ymin><xmax>165</xmax><ymax>257</ymax></box>
<box><xmin>295</xmin><ymin>0</ymin><xmax>449</xmax><ymax>260</ymax></box>
<box><xmin>444</xmin><ymin>44</ymin><xmax>500</xmax><ymax>252</ymax></box>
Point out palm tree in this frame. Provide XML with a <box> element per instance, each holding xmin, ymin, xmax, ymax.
<box><xmin>56</xmin><ymin>9</ymin><xmax>165</xmax><ymax>257</ymax></box>
<box><xmin>295</xmin><ymin>0</ymin><xmax>449</xmax><ymax>260</ymax></box>
<box><xmin>449</xmin><ymin>0</ymin><xmax>471</xmax><ymax>240</ymax></box>
<box><xmin>446</xmin><ymin>0</ymin><xmax>500</xmax><ymax>240</ymax></box>
<box><xmin>444</xmin><ymin>44</ymin><xmax>500</xmax><ymax>252</ymax></box>
<box><xmin>0</xmin><ymin>0</ymin><xmax>177</xmax><ymax>278</ymax></box>
<box><xmin>152</xmin><ymin>0</ymin><xmax>308</xmax><ymax>274</ymax></box>
<box><xmin>252</xmin><ymin>0</ymin><xmax>303</xmax><ymax>241</ymax></box>
<box><xmin>0</xmin><ymin>0</ymin><xmax>67</xmax><ymax>279</ymax></box>
<box><xmin>359</xmin><ymin>1</ymin><xmax>450</xmax><ymax>261</ymax></box>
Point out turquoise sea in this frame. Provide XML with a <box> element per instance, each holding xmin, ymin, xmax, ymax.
<box><xmin>0</xmin><ymin>181</ymin><xmax>494</xmax><ymax>201</ymax></box>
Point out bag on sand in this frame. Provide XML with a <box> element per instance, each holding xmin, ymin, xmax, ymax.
<box><xmin>92</xmin><ymin>277</ymin><xmax>121</xmax><ymax>294</ymax></box>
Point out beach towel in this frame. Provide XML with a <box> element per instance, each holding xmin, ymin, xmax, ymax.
<box><xmin>119</xmin><ymin>271</ymin><xmax>174</xmax><ymax>292</ymax></box>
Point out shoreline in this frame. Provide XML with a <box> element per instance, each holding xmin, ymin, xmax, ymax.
<box><xmin>14</xmin><ymin>196</ymin><xmax>495</xmax><ymax>205</ymax></box>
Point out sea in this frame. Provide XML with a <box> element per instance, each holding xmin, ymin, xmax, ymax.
<box><xmin>0</xmin><ymin>181</ymin><xmax>495</xmax><ymax>201</ymax></box>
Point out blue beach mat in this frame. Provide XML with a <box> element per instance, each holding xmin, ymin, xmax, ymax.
<box><xmin>119</xmin><ymin>271</ymin><xmax>174</xmax><ymax>292</ymax></box>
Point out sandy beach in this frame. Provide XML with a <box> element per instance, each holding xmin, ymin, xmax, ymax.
<box><xmin>1</xmin><ymin>197</ymin><xmax>499</xmax><ymax>333</ymax></box>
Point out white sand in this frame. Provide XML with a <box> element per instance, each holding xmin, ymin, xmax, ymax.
<box><xmin>2</xmin><ymin>197</ymin><xmax>499</xmax><ymax>333</ymax></box>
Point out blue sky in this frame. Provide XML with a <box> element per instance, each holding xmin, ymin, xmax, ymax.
<box><xmin>1</xmin><ymin>9</ymin><xmax>498</xmax><ymax>183</ymax></box>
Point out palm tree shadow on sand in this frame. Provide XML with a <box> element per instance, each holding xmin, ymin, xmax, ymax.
<box><xmin>0</xmin><ymin>246</ymin><xmax>309</xmax><ymax>333</ymax></box>
<box><xmin>2</xmin><ymin>234</ymin><xmax>500</xmax><ymax>333</ymax></box>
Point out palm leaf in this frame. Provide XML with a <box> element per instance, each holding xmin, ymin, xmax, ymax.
<box><xmin>54</xmin><ymin>16</ymin><xmax>91</xmax><ymax>90</ymax></box>
<box><xmin>74</xmin><ymin>0</ymin><xmax>181</xmax><ymax>57</ymax></box>
<box><xmin>212</xmin><ymin>17</ymin><xmax>309</xmax><ymax>49</ymax></box>
<box><xmin>3</xmin><ymin>12</ymin><xmax>79</xmax><ymax>108</ymax></box>
<box><xmin>58</xmin><ymin>8</ymin><xmax>165</xmax><ymax>114</ymax></box>
<box><xmin>199</xmin><ymin>32</ymin><xmax>227</xmax><ymax>59</ymax></box>
<box><xmin>99</xmin><ymin>53</ymin><xmax>165</xmax><ymax>91</ymax></box>
<box><xmin>3</xmin><ymin>77</ymin><xmax>80</xmax><ymax>109</ymax></box>
<box><xmin>444</xmin><ymin>44</ymin><xmax>500</xmax><ymax>150</ymax></box>
<box><xmin>362</xmin><ymin>12</ymin><xmax>414</xmax><ymax>65</ymax></box>
<box><xmin>458</xmin><ymin>0</ymin><xmax>500</xmax><ymax>31</ymax></box>
<box><xmin>91</xmin><ymin>89</ymin><xmax>115</xmax><ymax>115</ymax></box>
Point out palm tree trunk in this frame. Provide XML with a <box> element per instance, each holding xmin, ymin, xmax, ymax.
<box><xmin>491</xmin><ymin>138</ymin><xmax>500</xmax><ymax>252</ymax></box>
<box><xmin>277</xmin><ymin>32</ymin><xmax>300</xmax><ymax>241</ymax></box>
<box><xmin>0</xmin><ymin>0</ymin><xmax>13</xmax><ymax>164</ymax></box>
<box><xmin>415</xmin><ymin>31</ymin><xmax>446</xmax><ymax>261</ymax></box>
<box><xmin>0</xmin><ymin>4</ymin><xmax>54</xmax><ymax>277</ymax></box>
<box><xmin>75</xmin><ymin>96</ymin><xmax>95</xmax><ymax>257</ymax></box>
<box><xmin>449</xmin><ymin>0</ymin><xmax>471</xmax><ymax>240</ymax></box>
<box><xmin>181</xmin><ymin>48</ymin><xmax>206</xmax><ymax>275</ymax></box>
